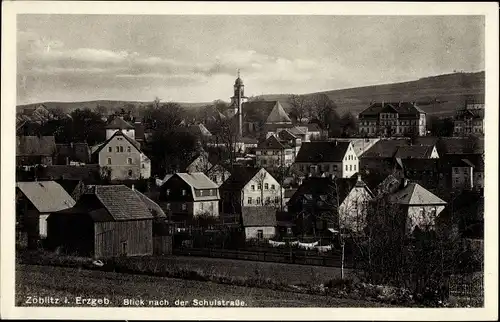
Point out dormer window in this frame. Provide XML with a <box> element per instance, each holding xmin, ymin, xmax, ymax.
<box><xmin>127</xmin><ymin>146</ymin><xmax>131</xmax><ymax>152</ymax></box>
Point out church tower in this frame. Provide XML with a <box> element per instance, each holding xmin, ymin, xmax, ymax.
<box><xmin>229</xmin><ymin>70</ymin><xmax>248</xmax><ymax>137</ymax></box>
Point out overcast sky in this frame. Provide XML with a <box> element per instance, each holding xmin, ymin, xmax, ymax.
<box><xmin>17</xmin><ymin>15</ymin><xmax>484</xmax><ymax>105</ymax></box>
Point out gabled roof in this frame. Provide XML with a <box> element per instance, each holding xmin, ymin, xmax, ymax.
<box><xmin>266</xmin><ymin>101</ymin><xmax>292</xmax><ymax>124</ymax></box>
<box><xmin>220</xmin><ymin>166</ymin><xmax>262</xmax><ymax>191</ymax></box>
<box><xmin>188</xmin><ymin>124</ymin><xmax>213</xmax><ymax>137</ymax></box>
<box><xmin>278</xmin><ymin>129</ymin><xmax>297</xmax><ymax>141</ymax></box>
<box><xmin>92</xmin><ymin>130</ymin><xmax>142</xmax><ymax>155</ymax></box>
<box><xmin>93</xmin><ymin>185</ymin><xmax>154</xmax><ymax>220</ymax></box>
<box><xmin>17</xmin><ymin>181</ymin><xmax>76</xmax><ymax>213</ymax></box>
<box><xmin>361</xmin><ymin>139</ymin><xmax>409</xmax><ymax>158</ymax></box>
<box><xmin>241</xmin><ymin>101</ymin><xmax>279</xmax><ymax>123</ymax></box>
<box><xmin>38</xmin><ymin>164</ymin><xmax>101</xmax><ymax>182</ymax></box>
<box><xmin>16</xmin><ymin>136</ymin><xmax>57</xmax><ymax>156</ymax></box>
<box><xmin>241</xmin><ymin>206</ymin><xmax>277</xmax><ymax>227</ymax></box>
<box><xmin>394</xmin><ymin>145</ymin><xmax>436</xmax><ymax>159</ymax></box>
<box><xmin>295</xmin><ymin>141</ymin><xmax>351</xmax><ymax>163</ymax></box>
<box><xmin>257</xmin><ymin>135</ymin><xmax>287</xmax><ymax>150</ymax></box>
<box><xmin>389</xmin><ymin>182</ymin><xmax>446</xmax><ymax>205</ymax></box>
<box><xmin>105</xmin><ymin>117</ymin><xmax>134</xmax><ymax>130</ymax></box>
<box><xmin>175</xmin><ymin>172</ymin><xmax>218</xmax><ymax>189</ymax></box>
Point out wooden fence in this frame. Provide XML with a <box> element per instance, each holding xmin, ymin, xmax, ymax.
<box><xmin>173</xmin><ymin>247</ymin><xmax>353</xmax><ymax>268</ymax></box>
<box><xmin>153</xmin><ymin>236</ymin><xmax>173</xmax><ymax>255</ymax></box>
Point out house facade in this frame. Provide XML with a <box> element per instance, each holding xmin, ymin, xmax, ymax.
<box><xmin>241</xmin><ymin>206</ymin><xmax>277</xmax><ymax>240</ymax></box>
<box><xmin>447</xmin><ymin>154</ymin><xmax>484</xmax><ymax>191</ymax></box>
<box><xmin>105</xmin><ymin>116</ymin><xmax>136</xmax><ymax>140</ymax></box>
<box><xmin>293</xmin><ymin>141</ymin><xmax>359</xmax><ymax>178</ymax></box>
<box><xmin>255</xmin><ymin>135</ymin><xmax>296</xmax><ymax>168</ymax></box>
<box><xmin>160</xmin><ymin>172</ymin><xmax>220</xmax><ymax>218</ymax></box>
<box><xmin>16</xmin><ymin>136</ymin><xmax>57</xmax><ymax>166</ymax></box>
<box><xmin>358</xmin><ymin>102</ymin><xmax>426</xmax><ymax>137</ymax></box>
<box><xmin>453</xmin><ymin>99</ymin><xmax>485</xmax><ymax>136</ymax></box>
<box><xmin>92</xmin><ymin>130</ymin><xmax>151</xmax><ymax>180</ymax></box>
<box><xmin>220</xmin><ymin>167</ymin><xmax>283</xmax><ymax>214</ymax></box>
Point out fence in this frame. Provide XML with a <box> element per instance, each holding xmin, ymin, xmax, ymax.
<box><xmin>448</xmin><ymin>273</ymin><xmax>484</xmax><ymax>298</ymax></box>
<box><xmin>153</xmin><ymin>236</ymin><xmax>173</xmax><ymax>255</ymax></box>
<box><xmin>173</xmin><ymin>247</ymin><xmax>353</xmax><ymax>268</ymax></box>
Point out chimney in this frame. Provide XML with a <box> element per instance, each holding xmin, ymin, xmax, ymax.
<box><xmin>131</xmin><ymin>184</ymin><xmax>135</xmax><ymax>191</ymax></box>
<box><xmin>357</xmin><ymin>173</ymin><xmax>362</xmax><ymax>182</ymax></box>
<box><xmin>66</xmin><ymin>156</ymin><xmax>69</xmax><ymax>165</ymax></box>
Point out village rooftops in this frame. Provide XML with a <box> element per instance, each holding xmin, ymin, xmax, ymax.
<box><xmin>188</xmin><ymin>123</ymin><xmax>213</xmax><ymax>137</ymax></box>
<box><xmin>394</xmin><ymin>145</ymin><xmax>437</xmax><ymax>159</ymax></box>
<box><xmin>175</xmin><ymin>172</ymin><xmax>219</xmax><ymax>190</ymax></box>
<box><xmin>389</xmin><ymin>182</ymin><xmax>446</xmax><ymax>206</ymax></box>
<box><xmin>265</xmin><ymin>101</ymin><xmax>292</xmax><ymax>124</ymax></box>
<box><xmin>92</xmin><ymin>130</ymin><xmax>142</xmax><ymax>155</ymax></box>
<box><xmin>257</xmin><ymin>135</ymin><xmax>292</xmax><ymax>150</ymax></box>
<box><xmin>294</xmin><ymin>141</ymin><xmax>351</xmax><ymax>163</ymax></box>
<box><xmin>220</xmin><ymin>166</ymin><xmax>262</xmax><ymax>192</ymax></box>
<box><xmin>105</xmin><ymin>116</ymin><xmax>135</xmax><ymax>130</ymax></box>
<box><xmin>16</xmin><ymin>136</ymin><xmax>57</xmax><ymax>156</ymax></box>
<box><xmin>241</xmin><ymin>206</ymin><xmax>277</xmax><ymax>227</ymax></box>
<box><xmin>16</xmin><ymin>181</ymin><xmax>76</xmax><ymax>213</ymax></box>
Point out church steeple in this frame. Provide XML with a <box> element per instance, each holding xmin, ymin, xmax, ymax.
<box><xmin>230</xmin><ymin>69</ymin><xmax>248</xmax><ymax>137</ymax></box>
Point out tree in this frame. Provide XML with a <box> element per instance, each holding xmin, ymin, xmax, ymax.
<box><xmin>213</xmin><ymin>118</ymin><xmax>240</xmax><ymax>170</ymax></box>
<box><xmin>340</xmin><ymin>112</ymin><xmax>359</xmax><ymax>137</ymax></box>
<box><xmin>309</xmin><ymin>94</ymin><xmax>341</xmax><ymax>137</ymax></box>
<box><xmin>428</xmin><ymin>116</ymin><xmax>454</xmax><ymax>137</ymax></box>
<box><xmin>288</xmin><ymin>94</ymin><xmax>310</xmax><ymax>124</ymax></box>
<box><xmin>69</xmin><ymin>108</ymin><xmax>106</xmax><ymax>146</ymax></box>
<box><xmin>94</xmin><ymin>105</ymin><xmax>108</xmax><ymax>118</ymax></box>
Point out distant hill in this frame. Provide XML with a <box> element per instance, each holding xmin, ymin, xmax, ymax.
<box><xmin>17</xmin><ymin>71</ymin><xmax>484</xmax><ymax>119</ymax></box>
<box><xmin>259</xmin><ymin>71</ymin><xmax>485</xmax><ymax>117</ymax></box>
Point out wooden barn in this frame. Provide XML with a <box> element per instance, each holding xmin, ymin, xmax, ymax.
<box><xmin>48</xmin><ymin>185</ymin><xmax>154</xmax><ymax>258</ymax></box>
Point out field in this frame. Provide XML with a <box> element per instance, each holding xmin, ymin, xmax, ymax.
<box><xmin>16</xmin><ymin>264</ymin><xmax>389</xmax><ymax>307</ymax></box>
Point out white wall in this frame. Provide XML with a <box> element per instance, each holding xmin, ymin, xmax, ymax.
<box><xmin>245</xmin><ymin>226</ymin><xmax>276</xmax><ymax>240</ymax></box>
<box><xmin>106</xmin><ymin>128</ymin><xmax>135</xmax><ymax>140</ymax></box>
<box><xmin>341</xmin><ymin>144</ymin><xmax>359</xmax><ymax>178</ymax></box>
<box><xmin>241</xmin><ymin>169</ymin><xmax>282</xmax><ymax>207</ymax></box>
<box><xmin>338</xmin><ymin>186</ymin><xmax>373</xmax><ymax>234</ymax></box>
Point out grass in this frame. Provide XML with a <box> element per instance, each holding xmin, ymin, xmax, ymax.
<box><xmin>16</xmin><ymin>264</ymin><xmax>392</xmax><ymax>307</ymax></box>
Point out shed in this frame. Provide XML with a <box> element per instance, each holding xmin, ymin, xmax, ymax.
<box><xmin>48</xmin><ymin>185</ymin><xmax>154</xmax><ymax>258</ymax></box>
<box><xmin>241</xmin><ymin>206</ymin><xmax>277</xmax><ymax>240</ymax></box>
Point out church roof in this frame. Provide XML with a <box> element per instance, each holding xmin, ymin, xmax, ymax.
<box><xmin>266</xmin><ymin>101</ymin><xmax>292</xmax><ymax>124</ymax></box>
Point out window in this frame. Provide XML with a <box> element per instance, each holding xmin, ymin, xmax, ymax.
<box><xmin>119</xmin><ymin>146</ymin><xmax>124</xmax><ymax>153</ymax></box>
<box><xmin>275</xmin><ymin>196</ymin><xmax>279</xmax><ymax>204</ymax></box>
<box><xmin>258</xmin><ymin>184</ymin><xmax>262</xmax><ymax>190</ymax></box>
<box><xmin>345</xmin><ymin>165</ymin><xmax>348</xmax><ymax>171</ymax></box>
<box><xmin>265</xmin><ymin>197</ymin><xmax>271</xmax><ymax>204</ymax></box>
<box><xmin>127</xmin><ymin>146</ymin><xmax>131</xmax><ymax>152</ymax></box>
<box><xmin>121</xmin><ymin>241</ymin><xmax>127</xmax><ymax>255</ymax></box>
<box><xmin>201</xmin><ymin>202</ymin><xmax>204</xmax><ymax>210</ymax></box>
<box><xmin>265</xmin><ymin>183</ymin><xmax>269</xmax><ymax>190</ymax></box>
<box><xmin>182</xmin><ymin>189</ymin><xmax>186</xmax><ymax>196</ymax></box>
<box><xmin>354</xmin><ymin>165</ymin><xmax>357</xmax><ymax>171</ymax></box>
<box><xmin>257</xmin><ymin>230</ymin><xmax>264</xmax><ymax>240</ymax></box>
<box><xmin>182</xmin><ymin>203</ymin><xmax>187</xmax><ymax>210</ymax></box>
<box><xmin>334</xmin><ymin>165</ymin><xmax>338</xmax><ymax>171</ymax></box>
<box><xmin>107</xmin><ymin>157</ymin><xmax>112</xmax><ymax>165</ymax></box>
<box><xmin>142</xmin><ymin>164</ymin><xmax>145</xmax><ymax>169</ymax></box>
<box><xmin>127</xmin><ymin>157</ymin><xmax>132</xmax><ymax>165</ymax></box>
<box><xmin>256</xmin><ymin>197</ymin><xmax>261</xmax><ymax>205</ymax></box>
<box><xmin>271</xmin><ymin>184</ymin><xmax>275</xmax><ymax>190</ymax></box>
<box><xmin>247</xmin><ymin>197</ymin><xmax>252</xmax><ymax>204</ymax></box>
<box><xmin>108</xmin><ymin>146</ymin><xmax>112</xmax><ymax>153</ymax></box>
<box><xmin>454</xmin><ymin>168</ymin><xmax>459</xmax><ymax>174</ymax></box>
<box><xmin>128</xmin><ymin>170</ymin><xmax>133</xmax><ymax>177</ymax></box>
<box><xmin>349</xmin><ymin>165</ymin><xmax>352</xmax><ymax>171</ymax></box>
<box><xmin>251</xmin><ymin>185</ymin><xmax>255</xmax><ymax>191</ymax></box>
<box><xmin>287</xmin><ymin>227</ymin><xmax>292</xmax><ymax>235</ymax></box>
<box><xmin>166</xmin><ymin>189</ymin><xmax>170</xmax><ymax>196</ymax></box>
<box><xmin>116</xmin><ymin>146</ymin><xmax>120</xmax><ymax>152</ymax></box>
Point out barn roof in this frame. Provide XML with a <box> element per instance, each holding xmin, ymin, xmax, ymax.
<box><xmin>16</xmin><ymin>181</ymin><xmax>76</xmax><ymax>213</ymax></box>
<box><xmin>94</xmin><ymin>185</ymin><xmax>154</xmax><ymax>220</ymax></box>
<box><xmin>241</xmin><ymin>206</ymin><xmax>277</xmax><ymax>227</ymax></box>
<box><xmin>133</xmin><ymin>189</ymin><xmax>167</xmax><ymax>218</ymax></box>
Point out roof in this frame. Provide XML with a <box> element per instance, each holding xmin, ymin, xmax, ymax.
<box><xmin>332</xmin><ymin>138</ymin><xmax>381</xmax><ymax>157</ymax></box>
<box><xmin>220</xmin><ymin>166</ymin><xmax>262</xmax><ymax>191</ymax></box>
<box><xmin>278</xmin><ymin>129</ymin><xmax>297</xmax><ymax>141</ymax></box>
<box><xmin>359</xmin><ymin>102</ymin><xmax>425</xmax><ymax>118</ymax></box>
<box><xmin>401</xmin><ymin>159</ymin><xmax>441</xmax><ymax>172</ymax></box>
<box><xmin>133</xmin><ymin>189</ymin><xmax>167</xmax><ymax>218</ymax></box>
<box><xmin>241</xmin><ymin>101</ymin><xmax>279</xmax><ymax>123</ymax></box>
<box><xmin>17</xmin><ymin>181</ymin><xmax>76</xmax><ymax>213</ymax></box>
<box><xmin>265</xmin><ymin>101</ymin><xmax>292</xmax><ymax>124</ymax></box>
<box><xmin>92</xmin><ymin>130</ymin><xmax>142</xmax><ymax>155</ymax></box>
<box><xmin>304</xmin><ymin>123</ymin><xmax>322</xmax><ymax>132</ymax></box>
<box><xmin>175</xmin><ymin>172</ymin><xmax>218</xmax><ymax>189</ymax></box>
<box><xmin>241</xmin><ymin>206</ymin><xmax>277</xmax><ymax>227</ymax></box>
<box><xmin>257</xmin><ymin>135</ymin><xmax>287</xmax><ymax>150</ymax></box>
<box><xmin>456</xmin><ymin>108</ymin><xmax>485</xmax><ymax>120</ymax></box>
<box><xmin>188</xmin><ymin>124</ymin><xmax>213</xmax><ymax>137</ymax></box>
<box><xmin>93</xmin><ymin>185</ymin><xmax>154</xmax><ymax>220</ymax></box>
<box><xmin>295</xmin><ymin>141</ymin><xmax>351</xmax><ymax>163</ymax></box>
<box><xmin>440</xmin><ymin>153</ymin><xmax>484</xmax><ymax>172</ymax></box>
<box><xmin>361</xmin><ymin>139</ymin><xmax>409</xmax><ymax>158</ymax></box>
<box><xmin>55</xmin><ymin>143</ymin><xmax>91</xmax><ymax>163</ymax></box>
<box><xmin>435</xmin><ymin>137</ymin><xmax>484</xmax><ymax>155</ymax></box>
<box><xmin>16</xmin><ymin>136</ymin><xmax>56</xmax><ymax>156</ymax></box>
<box><xmin>394</xmin><ymin>145</ymin><xmax>436</xmax><ymax>159</ymax></box>
<box><xmin>105</xmin><ymin>117</ymin><xmax>134</xmax><ymax>129</ymax></box>
<box><xmin>389</xmin><ymin>182</ymin><xmax>446</xmax><ymax>205</ymax></box>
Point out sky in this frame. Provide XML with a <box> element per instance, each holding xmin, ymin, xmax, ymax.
<box><xmin>17</xmin><ymin>15</ymin><xmax>484</xmax><ymax>105</ymax></box>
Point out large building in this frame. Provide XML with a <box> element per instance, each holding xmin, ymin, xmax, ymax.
<box><xmin>358</xmin><ymin>102</ymin><xmax>426</xmax><ymax>137</ymax></box>
<box><xmin>453</xmin><ymin>99</ymin><xmax>485</xmax><ymax>136</ymax></box>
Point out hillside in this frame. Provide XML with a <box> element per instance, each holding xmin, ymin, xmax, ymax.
<box><xmin>17</xmin><ymin>71</ymin><xmax>484</xmax><ymax>118</ymax></box>
<box><xmin>260</xmin><ymin>71</ymin><xmax>485</xmax><ymax>117</ymax></box>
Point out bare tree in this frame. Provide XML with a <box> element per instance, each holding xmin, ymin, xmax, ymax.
<box><xmin>288</xmin><ymin>94</ymin><xmax>310</xmax><ymax>124</ymax></box>
<box><xmin>214</xmin><ymin>118</ymin><xmax>240</xmax><ymax>170</ymax></box>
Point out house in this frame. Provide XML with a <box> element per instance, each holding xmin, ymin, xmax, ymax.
<box><xmin>358</xmin><ymin>101</ymin><xmax>426</xmax><ymax>137</ymax></box>
<box><xmin>16</xmin><ymin>181</ymin><xmax>76</xmax><ymax>248</ymax></box>
<box><xmin>400</xmin><ymin>159</ymin><xmax>449</xmax><ymax>195</ymax></box>
<box><xmin>16</xmin><ymin>136</ymin><xmax>57</xmax><ymax>166</ymax></box>
<box><xmin>91</xmin><ymin>130</ymin><xmax>151</xmax><ymax>180</ymax></box>
<box><xmin>160</xmin><ymin>172</ymin><xmax>220</xmax><ymax>219</ymax></box>
<box><xmin>287</xmin><ymin>175</ymin><xmax>374</xmax><ymax>236</ymax></box>
<box><xmin>453</xmin><ymin>99</ymin><xmax>485</xmax><ymax>136</ymax></box>
<box><xmin>185</xmin><ymin>152</ymin><xmax>212</xmax><ymax>173</ymax></box>
<box><xmin>220</xmin><ymin>167</ymin><xmax>283</xmax><ymax>214</ymax></box>
<box><xmin>134</xmin><ymin>121</ymin><xmax>146</xmax><ymax>143</ymax></box>
<box><xmin>105</xmin><ymin>116</ymin><xmax>136</xmax><ymax>140</ymax></box>
<box><xmin>255</xmin><ymin>135</ymin><xmax>296</xmax><ymax>168</ymax></box>
<box><xmin>293</xmin><ymin>141</ymin><xmax>359</xmax><ymax>178</ymax></box>
<box><xmin>329</xmin><ymin>138</ymin><xmax>381</xmax><ymax>157</ymax></box>
<box><xmin>206</xmin><ymin>164</ymin><xmax>231</xmax><ymax>187</ymax></box>
<box><xmin>277</xmin><ymin>129</ymin><xmax>302</xmax><ymax>155</ymax></box>
<box><xmin>241</xmin><ymin>206</ymin><xmax>277</xmax><ymax>240</ymax></box>
<box><xmin>47</xmin><ymin>185</ymin><xmax>154</xmax><ymax>258</ymax></box>
<box><xmin>393</xmin><ymin>145</ymin><xmax>439</xmax><ymax>159</ymax></box>
<box><xmin>387</xmin><ymin>179</ymin><xmax>447</xmax><ymax>233</ymax></box>
<box><xmin>188</xmin><ymin>123</ymin><xmax>213</xmax><ymax>138</ymax></box>
<box><xmin>443</xmin><ymin>154</ymin><xmax>485</xmax><ymax>191</ymax></box>
<box><xmin>55</xmin><ymin>142</ymin><xmax>91</xmax><ymax>165</ymax></box>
